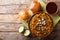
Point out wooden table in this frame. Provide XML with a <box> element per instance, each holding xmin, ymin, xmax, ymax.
<box><xmin>0</xmin><ymin>0</ymin><xmax>60</xmax><ymax>40</ymax></box>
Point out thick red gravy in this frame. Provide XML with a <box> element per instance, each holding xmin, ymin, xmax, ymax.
<box><xmin>46</xmin><ymin>2</ymin><xmax>57</xmax><ymax>14</ymax></box>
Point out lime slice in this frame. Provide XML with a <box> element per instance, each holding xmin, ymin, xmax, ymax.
<box><xmin>19</xmin><ymin>26</ymin><xmax>25</xmax><ymax>33</ymax></box>
<box><xmin>24</xmin><ymin>30</ymin><xmax>30</xmax><ymax>36</ymax></box>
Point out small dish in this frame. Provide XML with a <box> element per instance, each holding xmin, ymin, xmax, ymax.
<box><xmin>46</xmin><ymin>2</ymin><xmax>58</xmax><ymax>14</ymax></box>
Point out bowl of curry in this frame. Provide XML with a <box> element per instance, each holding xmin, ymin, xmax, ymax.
<box><xmin>28</xmin><ymin>12</ymin><xmax>53</xmax><ymax>38</ymax></box>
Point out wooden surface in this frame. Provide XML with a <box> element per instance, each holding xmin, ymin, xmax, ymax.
<box><xmin>0</xmin><ymin>0</ymin><xmax>60</xmax><ymax>40</ymax></box>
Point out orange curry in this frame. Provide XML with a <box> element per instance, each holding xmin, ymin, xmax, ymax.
<box><xmin>29</xmin><ymin>13</ymin><xmax>53</xmax><ymax>37</ymax></box>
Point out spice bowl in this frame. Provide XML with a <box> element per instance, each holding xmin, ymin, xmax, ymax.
<box><xmin>46</xmin><ymin>2</ymin><xmax>58</xmax><ymax>14</ymax></box>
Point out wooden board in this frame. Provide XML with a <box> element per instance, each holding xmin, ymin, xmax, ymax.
<box><xmin>0</xmin><ymin>0</ymin><xmax>60</xmax><ymax>40</ymax></box>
